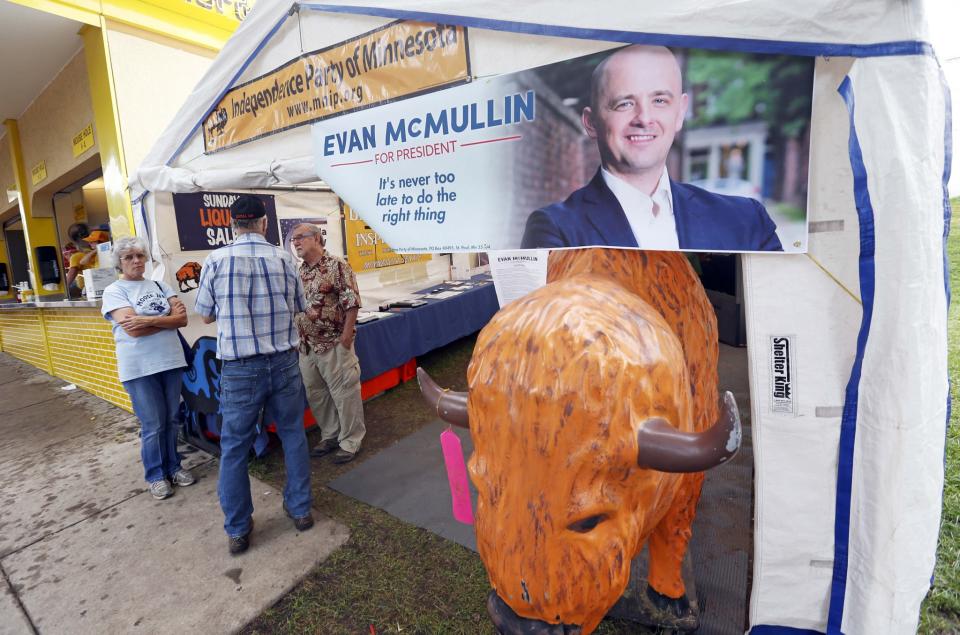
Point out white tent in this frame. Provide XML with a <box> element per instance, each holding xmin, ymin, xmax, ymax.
<box><xmin>132</xmin><ymin>2</ymin><xmax>952</xmax><ymax>633</ymax></box>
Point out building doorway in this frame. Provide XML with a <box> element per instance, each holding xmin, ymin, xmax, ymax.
<box><xmin>2</xmin><ymin>216</ymin><xmax>30</xmax><ymax>292</ymax></box>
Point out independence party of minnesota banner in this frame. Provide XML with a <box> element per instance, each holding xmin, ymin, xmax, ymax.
<box><xmin>203</xmin><ymin>20</ymin><xmax>470</xmax><ymax>153</ymax></box>
<box><xmin>312</xmin><ymin>45</ymin><xmax>814</xmax><ymax>254</ymax></box>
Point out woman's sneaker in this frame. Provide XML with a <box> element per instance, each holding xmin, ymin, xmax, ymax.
<box><xmin>149</xmin><ymin>479</ymin><xmax>174</xmax><ymax>499</ymax></box>
<box><xmin>171</xmin><ymin>469</ymin><xmax>196</xmax><ymax>487</ymax></box>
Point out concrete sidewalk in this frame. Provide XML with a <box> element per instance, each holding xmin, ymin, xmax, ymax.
<box><xmin>0</xmin><ymin>353</ymin><xmax>348</xmax><ymax>634</ymax></box>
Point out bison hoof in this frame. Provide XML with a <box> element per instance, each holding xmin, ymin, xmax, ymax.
<box><xmin>640</xmin><ymin>585</ymin><xmax>700</xmax><ymax>632</ymax></box>
<box><xmin>487</xmin><ymin>590</ymin><xmax>582</xmax><ymax>635</ymax></box>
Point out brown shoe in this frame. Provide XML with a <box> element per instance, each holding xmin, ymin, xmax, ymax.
<box><xmin>331</xmin><ymin>449</ymin><xmax>357</xmax><ymax>464</ymax></box>
<box><xmin>309</xmin><ymin>438</ymin><xmax>339</xmax><ymax>458</ymax></box>
<box><xmin>228</xmin><ymin>519</ymin><xmax>253</xmax><ymax>555</ymax></box>
<box><xmin>283</xmin><ymin>502</ymin><xmax>314</xmax><ymax>531</ymax></box>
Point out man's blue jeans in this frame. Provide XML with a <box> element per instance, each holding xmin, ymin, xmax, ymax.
<box><xmin>123</xmin><ymin>368</ymin><xmax>184</xmax><ymax>483</ymax></box>
<box><xmin>218</xmin><ymin>348</ymin><xmax>312</xmax><ymax>538</ymax></box>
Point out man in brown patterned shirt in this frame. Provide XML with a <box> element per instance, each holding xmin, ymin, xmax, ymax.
<box><xmin>291</xmin><ymin>223</ymin><xmax>365</xmax><ymax>464</ymax></box>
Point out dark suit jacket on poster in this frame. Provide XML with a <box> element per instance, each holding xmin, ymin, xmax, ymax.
<box><xmin>521</xmin><ymin>170</ymin><xmax>784</xmax><ymax>251</ymax></box>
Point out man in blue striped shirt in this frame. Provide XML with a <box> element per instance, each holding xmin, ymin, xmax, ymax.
<box><xmin>195</xmin><ymin>194</ymin><xmax>314</xmax><ymax>555</ymax></box>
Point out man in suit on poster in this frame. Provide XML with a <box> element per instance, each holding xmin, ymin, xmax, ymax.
<box><xmin>521</xmin><ymin>45</ymin><xmax>783</xmax><ymax>252</ymax></box>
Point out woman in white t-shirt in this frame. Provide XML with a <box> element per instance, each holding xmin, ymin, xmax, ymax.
<box><xmin>101</xmin><ymin>237</ymin><xmax>194</xmax><ymax>500</ymax></box>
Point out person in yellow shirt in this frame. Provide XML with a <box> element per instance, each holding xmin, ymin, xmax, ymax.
<box><xmin>65</xmin><ymin>223</ymin><xmax>110</xmax><ymax>297</ymax></box>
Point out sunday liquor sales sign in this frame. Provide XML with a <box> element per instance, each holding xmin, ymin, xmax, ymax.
<box><xmin>172</xmin><ymin>192</ymin><xmax>280</xmax><ymax>251</ymax></box>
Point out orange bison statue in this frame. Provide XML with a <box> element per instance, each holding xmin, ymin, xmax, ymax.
<box><xmin>418</xmin><ymin>249</ymin><xmax>740</xmax><ymax>634</ymax></box>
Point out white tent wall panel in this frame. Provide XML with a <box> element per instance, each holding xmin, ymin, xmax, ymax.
<box><xmin>453</xmin><ymin>25</ymin><xmax>618</xmax><ymax>76</ymax></box>
<box><xmin>745</xmin><ymin>51</ymin><xmax>949</xmax><ymax>633</ymax></box>
<box><xmin>296</xmin><ymin>11</ymin><xmax>389</xmax><ymax>56</ymax></box>
<box><xmin>842</xmin><ymin>55</ymin><xmax>947</xmax><ymax>635</ymax></box>
<box><xmin>744</xmin><ymin>253</ymin><xmax>859</xmax><ymax>632</ymax></box>
<box><xmin>744</xmin><ymin>55</ymin><xmax>877</xmax><ymax>631</ymax></box>
<box><xmin>312</xmin><ymin>0</ymin><xmax>927</xmax><ymax>46</ymax></box>
<box><xmin>749</xmin><ymin>415</ymin><xmax>841</xmax><ymax>632</ymax></box>
<box><xmin>805</xmin><ymin>57</ymin><xmax>861</xmax><ymax>294</ymax></box>
<box><xmin>232</xmin><ymin>8</ymin><xmax>315</xmax><ymax>81</ymax></box>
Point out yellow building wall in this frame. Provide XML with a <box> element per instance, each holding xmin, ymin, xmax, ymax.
<box><xmin>43</xmin><ymin>308</ymin><xmax>131</xmax><ymax>411</ymax></box>
<box><xmin>0</xmin><ymin>310</ymin><xmax>51</xmax><ymax>373</ymax></box>
<box><xmin>17</xmin><ymin>51</ymin><xmax>100</xmax><ymax>207</ymax></box>
<box><xmin>6</xmin><ymin>120</ymin><xmax>68</xmax><ymax>297</ymax></box>
<box><xmin>0</xmin><ymin>132</ymin><xmax>16</xmax><ymax>202</ymax></box>
<box><xmin>105</xmin><ymin>22</ymin><xmax>215</xmax><ymax>176</ymax></box>
<box><xmin>0</xmin><ymin>135</ymin><xmax>17</xmax><ymax>300</ymax></box>
<box><xmin>4</xmin><ymin>50</ymin><xmax>99</xmax><ymax>297</ymax></box>
<box><xmin>0</xmin><ymin>232</ymin><xmax>14</xmax><ymax>302</ymax></box>
<box><xmin>9</xmin><ymin>0</ymin><xmax>256</xmax><ymax>50</ymax></box>
<box><xmin>0</xmin><ymin>308</ymin><xmax>131</xmax><ymax>412</ymax></box>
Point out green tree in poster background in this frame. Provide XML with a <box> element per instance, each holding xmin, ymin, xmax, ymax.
<box><xmin>685</xmin><ymin>52</ymin><xmax>812</xmax><ymax>139</ymax></box>
<box><xmin>685</xmin><ymin>51</ymin><xmax>813</xmax><ymax>206</ymax></box>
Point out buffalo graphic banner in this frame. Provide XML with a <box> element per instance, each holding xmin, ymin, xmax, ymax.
<box><xmin>172</xmin><ymin>191</ymin><xmax>280</xmax><ymax>251</ymax></box>
<box><xmin>312</xmin><ymin>45</ymin><xmax>813</xmax><ymax>254</ymax></box>
<box><xmin>203</xmin><ymin>20</ymin><xmax>470</xmax><ymax>153</ymax></box>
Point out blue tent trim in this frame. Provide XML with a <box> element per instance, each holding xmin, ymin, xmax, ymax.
<box><xmin>750</xmin><ymin>626</ymin><xmax>826</xmax><ymax>635</ymax></box>
<box><xmin>825</xmin><ymin>75</ymin><xmax>877</xmax><ymax>635</ymax></box>
<box><xmin>934</xmin><ymin>61</ymin><xmax>954</xmax><ymax>586</ymax></box>
<box><xmin>299</xmin><ymin>3</ymin><xmax>933</xmax><ymax>58</ymax></box>
<box><xmin>941</xmin><ymin>67</ymin><xmax>954</xmax><ymax>311</ymax></box>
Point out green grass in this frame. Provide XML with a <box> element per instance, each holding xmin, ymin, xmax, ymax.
<box><xmin>919</xmin><ymin>199</ymin><xmax>960</xmax><ymax>634</ymax></box>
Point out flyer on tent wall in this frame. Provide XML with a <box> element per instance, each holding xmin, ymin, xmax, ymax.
<box><xmin>343</xmin><ymin>204</ymin><xmax>432</xmax><ymax>273</ymax></box>
<box><xmin>313</xmin><ymin>45</ymin><xmax>813</xmax><ymax>254</ymax></box>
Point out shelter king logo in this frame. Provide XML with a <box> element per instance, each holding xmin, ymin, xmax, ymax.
<box><xmin>770</xmin><ymin>336</ymin><xmax>796</xmax><ymax>414</ymax></box>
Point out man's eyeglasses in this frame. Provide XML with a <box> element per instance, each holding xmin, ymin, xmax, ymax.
<box><xmin>290</xmin><ymin>233</ymin><xmax>316</xmax><ymax>242</ymax></box>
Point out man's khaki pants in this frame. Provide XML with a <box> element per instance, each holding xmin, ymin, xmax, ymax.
<box><xmin>299</xmin><ymin>343</ymin><xmax>366</xmax><ymax>453</ymax></box>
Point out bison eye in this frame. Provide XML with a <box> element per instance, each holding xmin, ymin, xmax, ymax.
<box><xmin>567</xmin><ymin>514</ymin><xmax>608</xmax><ymax>533</ymax></box>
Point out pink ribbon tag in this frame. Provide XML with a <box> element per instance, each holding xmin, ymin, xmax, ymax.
<box><xmin>440</xmin><ymin>426</ymin><xmax>474</xmax><ymax>525</ymax></box>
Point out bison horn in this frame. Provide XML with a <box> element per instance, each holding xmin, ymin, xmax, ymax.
<box><xmin>417</xmin><ymin>367</ymin><xmax>469</xmax><ymax>428</ymax></box>
<box><xmin>636</xmin><ymin>391</ymin><xmax>741</xmax><ymax>473</ymax></box>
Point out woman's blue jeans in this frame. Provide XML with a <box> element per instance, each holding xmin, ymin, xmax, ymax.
<box><xmin>123</xmin><ymin>368</ymin><xmax>184</xmax><ymax>483</ymax></box>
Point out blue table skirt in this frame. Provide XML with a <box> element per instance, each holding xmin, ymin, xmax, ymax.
<box><xmin>355</xmin><ymin>277</ymin><xmax>499</xmax><ymax>381</ymax></box>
